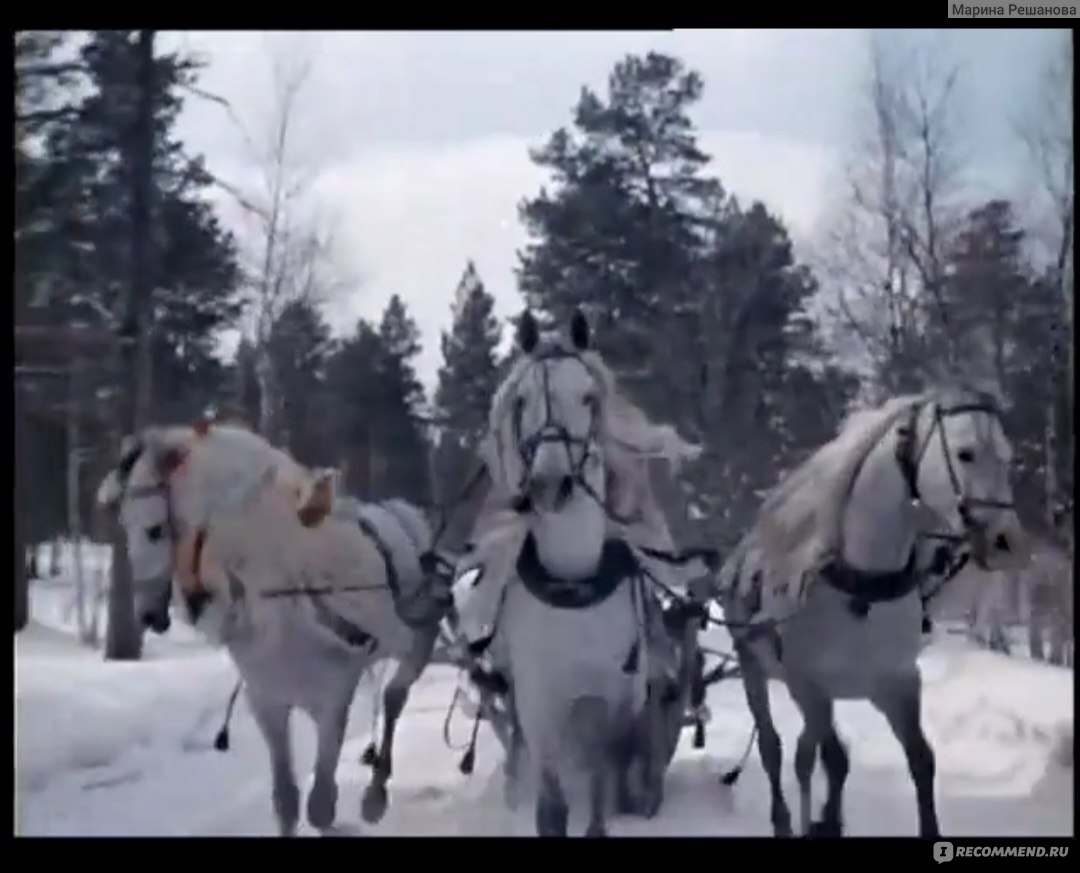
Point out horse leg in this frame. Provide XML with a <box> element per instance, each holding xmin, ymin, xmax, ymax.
<box><xmin>870</xmin><ymin>674</ymin><xmax>939</xmax><ymax>838</ymax></box>
<box><xmin>735</xmin><ymin>639</ymin><xmax>792</xmax><ymax>837</ymax></box>
<box><xmin>817</xmin><ymin>726</ymin><xmax>850</xmax><ymax>835</ymax></box>
<box><xmin>362</xmin><ymin>630</ymin><xmax>435</xmax><ymax>824</ymax></box>
<box><xmin>535</xmin><ymin>767</ymin><xmax>569</xmax><ymax>837</ymax></box>
<box><xmin>248</xmin><ymin>695</ymin><xmax>299</xmax><ymax>837</ymax></box>
<box><xmin>503</xmin><ymin>696</ymin><xmax>525</xmax><ymax>809</ymax></box>
<box><xmin>306</xmin><ymin>696</ymin><xmax>351</xmax><ymax>831</ymax></box>
<box><xmin>785</xmin><ymin>677</ymin><xmax>833</xmax><ymax>837</ymax></box>
<box><xmin>568</xmin><ymin>695</ymin><xmax>612</xmax><ymax>837</ymax></box>
<box><xmin>639</xmin><ymin>682</ymin><xmax>670</xmax><ymax>819</ymax></box>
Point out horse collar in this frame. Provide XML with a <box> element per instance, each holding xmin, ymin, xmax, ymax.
<box><xmin>818</xmin><ymin>547</ymin><xmax>920</xmax><ymax>619</ymax></box>
<box><xmin>516</xmin><ymin>533</ymin><xmax>639</xmax><ymax>610</ymax></box>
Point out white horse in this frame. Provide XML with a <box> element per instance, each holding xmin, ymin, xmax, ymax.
<box><xmin>717</xmin><ymin>386</ymin><xmax>1031</xmax><ymax>838</ymax></box>
<box><xmin>96</xmin><ymin>422</ymin><xmax>449</xmax><ymax>835</ymax></box>
<box><xmin>452</xmin><ymin>309</ymin><xmax>702</xmax><ymax>835</ymax></box>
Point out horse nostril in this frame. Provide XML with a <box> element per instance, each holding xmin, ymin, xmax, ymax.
<box><xmin>993</xmin><ymin>533</ymin><xmax>1011</xmax><ymax>553</ymax></box>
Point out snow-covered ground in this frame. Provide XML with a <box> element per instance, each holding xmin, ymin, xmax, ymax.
<box><xmin>15</xmin><ymin>543</ymin><xmax>1074</xmax><ymax>837</ymax></box>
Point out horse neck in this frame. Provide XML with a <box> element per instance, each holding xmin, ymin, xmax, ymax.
<box><xmin>840</xmin><ymin>424</ymin><xmax>921</xmax><ymax>572</ymax></box>
<box><xmin>198</xmin><ymin>490</ymin><xmax>299</xmax><ymax>592</ymax></box>
<box><xmin>530</xmin><ymin>488</ymin><xmax>608</xmax><ymax>582</ymax></box>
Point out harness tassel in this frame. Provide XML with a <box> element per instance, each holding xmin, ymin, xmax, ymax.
<box><xmin>459</xmin><ymin>710</ymin><xmax>482</xmax><ymax>775</ymax></box>
<box><xmin>692</xmin><ymin>720</ymin><xmax>706</xmax><ymax>749</ymax></box>
<box><xmin>622</xmin><ymin>640</ymin><xmax>639</xmax><ymax>674</ymax></box>
<box><xmin>720</xmin><ymin>725</ymin><xmax>759</xmax><ymax>787</ymax></box>
<box><xmin>214</xmin><ymin>678</ymin><xmax>244</xmax><ymax>752</ymax></box>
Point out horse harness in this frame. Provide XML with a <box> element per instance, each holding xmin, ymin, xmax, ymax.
<box><xmin>507</xmin><ymin>345</ymin><xmax>607</xmax><ymax>515</ymax></box>
<box><xmin>818</xmin><ymin>394</ymin><xmax>1011</xmax><ymax>623</ymax></box>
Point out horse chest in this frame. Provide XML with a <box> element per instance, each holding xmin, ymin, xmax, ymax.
<box><xmin>779</xmin><ymin>585</ymin><xmax>924</xmax><ymax>698</ymax></box>
<box><xmin>504</xmin><ymin>580</ymin><xmax>640</xmax><ymax>689</ymax></box>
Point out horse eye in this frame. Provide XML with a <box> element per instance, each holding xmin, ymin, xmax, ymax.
<box><xmin>146</xmin><ymin>524</ymin><xmax>165</xmax><ymax>542</ymax></box>
<box><xmin>956</xmin><ymin>449</ymin><xmax>975</xmax><ymax>464</ymax></box>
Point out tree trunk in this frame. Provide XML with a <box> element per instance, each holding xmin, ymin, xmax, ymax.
<box><xmin>255</xmin><ymin>344</ymin><xmax>277</xmax><ymax>439</ymax></box>
<box><xmin>14</xmin><ymin>383</ymin><xmax>29</xmax><ymax>633</ymax></box>
<box><xmin>106</xmin><ymin>29</ymin><xmax>155</xmax><ymax>661</ymax></box>
<box><xmin>67</xmin><ymin>359</ymin><xmax>89</xmax><ymax>644</ymax></box>
<box><xmin>1029</xmin><ymin>615</ymin><xmax>1045</xmax><ymax>661</ymax></box>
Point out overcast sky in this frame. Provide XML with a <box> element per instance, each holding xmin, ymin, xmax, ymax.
<box><xmin>162</xmin><ymin>28</ymin><xmax>1066</xmax><ymax>390</ymax></box>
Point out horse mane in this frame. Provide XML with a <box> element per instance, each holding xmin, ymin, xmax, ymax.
<box><xmin>753</xmin><ymin>391</ymin><xmax>930</xmax><ymax>576</ymax></box>
<box><xmin>168</xmin><ymin>423</ymin><xmax>331</xmax><ymax>528</ymax></box>
<box><xmin>482</xmin><ymin>334</ymin><xmax>700</xmax><ymax>524</ymax></box>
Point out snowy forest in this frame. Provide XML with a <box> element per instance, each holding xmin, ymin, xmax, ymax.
<box><xmin>14</xmin><ymin>31</ymin><xmax>1073</xmax><ymax>665</ymax></box>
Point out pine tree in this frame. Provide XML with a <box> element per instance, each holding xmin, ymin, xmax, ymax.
<box><xmin>37</xmin><ymin>31</ymin><xmax>242</xmax><ymax>421</ymax></box>
<box><xmin>432</xmin><ymin>262</ymin><xmax>502</xmax><ymax>514</ymax></box>
<box><xmin>267</xmin><ymin>299</ymin><xmax>336</xmax><ymax>466</ymax></box>
<box><xmin>20</xmin><ymin>31</ymin><xmax>242</xmax><ymax>655</ymax></box>
<box><xmin>328</xmin><ymin>320</ymin><xmax>384</xmax><ymax>497</ymax></box>
<box><xmin>326</xmin><ymin>298</ymin><xmax>431</xmax><ymax>505</ymax></box>
<box><xmin>379</xmin><ymin>295</ymin><xmax>424</xmax><ymax>414</ymax></box>
<box><xmin>517</xmin><ymin>52</ymin><xmax>856</xmax><ymax>545</ymax></box>
<box><xmin>518</xmin><ymin>52</ymin><xmax>721</xmax><ymax>414</ymax></box>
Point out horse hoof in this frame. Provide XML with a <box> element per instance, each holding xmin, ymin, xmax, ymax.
<box><xmin>773</xmin><ymin>819</ymin><xmax>793</xmax><ymax>838</ymax></box>
<box><xmin>640</xmin><ymin>786</ymin><xmax>663</xmax><ymax>819</ymax></box>
<box><xmin>503</xmin><ymin>776</ymin><xmax>522</xmax><ymax>810</ymax></box>
<box><xmin>807</xmin><ymin>819</ymin><xmax>843</xmax><ymax>838</ymax></box>
<box><xmin>585</xmin><ymin>824</ymin><xmax>607</xmax><ymax>838</ymax></box>
<box><xmin>306</xmin><ymin>783</ymin><xmax>338</xmax><ymax>831</ymax></box>
<box><xmin>361</xmin><ymin>783</ymin><xmax>388</xmax><ymax>824</ymax></box>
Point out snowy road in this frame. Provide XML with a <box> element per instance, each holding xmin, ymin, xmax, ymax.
<box><xmin>15</xmin><ymin>564</ymin><xmax>1074</xmax><ymax>837</ymax></box>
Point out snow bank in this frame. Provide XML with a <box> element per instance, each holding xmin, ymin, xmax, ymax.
<box><xmin>15</xmin><ymin>556</ymin><xmax>1073</xmax><ymax>836</ymax></box>
<box><xmin>15</xmin><ymin>621</ymin><xmax>237</xmax><ymax>797</ymax></box>
<box><xmin>917</xmin><ymin>637</ymin><xmax>1073</xmax><ymax>793</ymax></box>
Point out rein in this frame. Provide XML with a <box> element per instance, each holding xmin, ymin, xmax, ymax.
<box><xmin>510</xmin><ymin>346</ymin><xmax>602</xmax><ymax>513</ymax></box>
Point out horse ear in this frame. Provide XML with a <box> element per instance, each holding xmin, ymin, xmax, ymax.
<box><xmin>297</xmin><ymin>468</ymin><xmax>336</xmax><ymax>528</ymax></box>
<box><xmin>96</xmin><ymin>471</ymin><xmax>124</xmax><ymax>508</ymax></box>
<box><xmin>570</xmin><ymin>308</ymin><xmax>590</xmax><ymax>351</ymax></box>
<box><xmin>517</xmin><ymin>310</ymin><xmax>539</xmax><ymax>354</ymax></box>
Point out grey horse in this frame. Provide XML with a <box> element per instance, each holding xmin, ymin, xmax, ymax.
<box><xmin>97</xmin><ymin>422</ymin><xmax>449</xmax><ymax>835</ymax></box>
<box><xmin>452</xmin><ymin>309</ymin><xmax>702</xmax><ymax>835</ymax></box>
<box><xmin>717</xmin><ymin>386</ymin><xmax>1032</xmax><ymax>838</ymax></box>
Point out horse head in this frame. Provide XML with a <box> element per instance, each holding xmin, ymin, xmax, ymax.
<box><xmin>96</xmin><ymin>420</ymin><xmax>339</xmax><ymax>634</ymax></box>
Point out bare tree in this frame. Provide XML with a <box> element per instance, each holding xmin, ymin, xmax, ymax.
<box><xmin>1016</xmin><ymin>35</ymin><xmax>1074</xmax><ymax>643</ymax></box>
<box><xmin>200</xmin><ymin>45</ymin><xmax>343</xmax><ymax>447</ymax></box>
<box><xmin>105</xmin><ymin>29</ymin><xmax>157</xmax><ymax>661</ymax></box>
<box><xmin>815</xmin><ymin>34</ymin><xmax>970</xmax><ymax>396</ymax></box>
<box><xmin>1019</xmin><ymin>35</ymin><xmax>1074</xmax><ymax>296</ymax></box>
